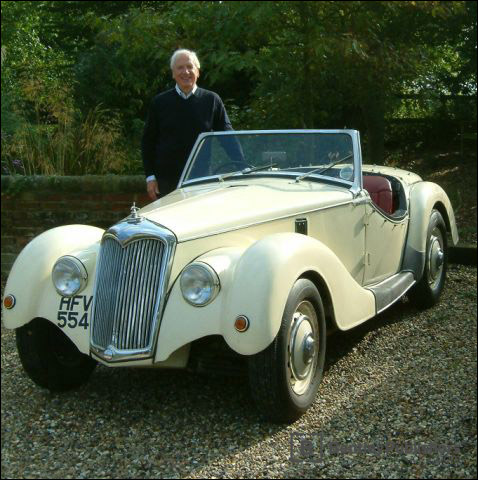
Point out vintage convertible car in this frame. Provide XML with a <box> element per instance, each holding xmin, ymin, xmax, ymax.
<box><xmin>2</xmin><ymin>130</ymin><xmax>458</xmax><ymax>423</ymax></box>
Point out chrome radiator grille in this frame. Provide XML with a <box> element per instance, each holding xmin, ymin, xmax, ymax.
<box><xmin>92</xmin><ymin>237</ymin><xmax>164</xmax><ymax>352</ymax></box>
<box><xmin>90</xmin><ymin>217</ymin><xmax>176</xmax><ymax>363</ymax></box>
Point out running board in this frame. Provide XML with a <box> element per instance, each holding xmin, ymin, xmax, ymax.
<box><xmin>366</xmin><ymin>272</ymin><xmax>416</xmax><ymax>314</ymax></box>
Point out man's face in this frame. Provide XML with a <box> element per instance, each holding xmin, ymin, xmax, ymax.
<box><xmin>172</xmin><ymin>54</ymin><xmax>199</xmax><ymax>93</ymax></box>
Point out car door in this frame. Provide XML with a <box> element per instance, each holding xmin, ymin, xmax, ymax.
<box><xmin>308</xmin><ymin>199</ymin><xmax>366</xmax><ymax>285</ymax></box>
<box><xmin>362</xmin><ymin>176</ymin><xmax>409</xmax><ymax>285</ymax></box>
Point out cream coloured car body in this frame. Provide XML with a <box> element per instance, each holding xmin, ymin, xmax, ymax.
<box><xmin>361</xmin><ymin>164</ymin><xmax>458</xmax><ymax>281</ymax></box>
<box><xmin>3</xmin><ymin>225</ymin><xmax>103</xmax><ymax>354</ymax></box>
<box><xmin>2</xmin><ymin>130</ymin><xmax>459</xmax><ymax>368</ymax></box>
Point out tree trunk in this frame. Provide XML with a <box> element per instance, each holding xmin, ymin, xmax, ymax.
<box><xmin>298</xmin><ymin>2</ymin><xmax>314</xmax><ymax>129</ymax></box>
<box><xmin>363</xmin><ymin>89</ymin><xmax>385</xmax><ymax>164</ymax></box>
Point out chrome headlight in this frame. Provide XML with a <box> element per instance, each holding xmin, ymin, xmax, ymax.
<box><xmin>180</xmin><ymin>262</ymin><xmax>220</xmax><ymax>306</ymax></box>
<box><xmin>52</xmin><ymin>256</ymin><xmax>88</xmax><ymax>297</ymax></box>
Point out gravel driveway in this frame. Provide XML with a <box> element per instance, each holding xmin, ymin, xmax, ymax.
<box><xmin>1</xmin><ymin>264</ymin><xmax>476</xmax><ymax>479</ymax></box>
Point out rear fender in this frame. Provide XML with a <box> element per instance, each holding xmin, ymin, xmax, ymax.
<box><xmin>402</xmin><ymin>182</ymin><xmax>458</xmax><ymax>279</ymax></box>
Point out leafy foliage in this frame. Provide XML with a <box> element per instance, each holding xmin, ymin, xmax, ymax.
<box><xmin>1</xmin><ymin>1</ymin><xmax>476</xmax><ymax>174</ymax></box>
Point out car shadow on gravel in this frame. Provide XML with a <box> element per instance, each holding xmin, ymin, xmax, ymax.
<box><xmin>41</xmin><ymin>292</ymin><xmax>422</xmax><ymax>443</ymax></box>
<box><xmin>324</xmin><ymin>296</ymin><xmax>418</xmax><ymax>373</ymax></box>
<box><xmin>54</xmin><ymin>292</ymin><xmax>423</xmax><ymax>430</ymax></box>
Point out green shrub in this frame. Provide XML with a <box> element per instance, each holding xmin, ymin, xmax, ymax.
<box><xmin>1</xmin><ymin>79</ymin><xmax>129</xmax><ymax>175</ymax></box>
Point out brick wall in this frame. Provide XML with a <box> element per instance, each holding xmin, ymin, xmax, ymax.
<box><xmin>1</xmin><ymin>175</ymin><xmax>149</xmax><ymax>278</ymax></box>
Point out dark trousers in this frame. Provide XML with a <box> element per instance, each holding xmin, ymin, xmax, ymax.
<box><xmin>158</xmin><ymin>177</ymin><xmax>179</xmax><ymax>197</ymax></box>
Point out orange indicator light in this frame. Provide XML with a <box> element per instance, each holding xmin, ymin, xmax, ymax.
<box><xmin>3</xmin><ymin>294</ymin><xmax>16</xmax><ymax>310</ymax></box>
<box><xmin>234</xmin><ymin>315</ymin><xmax>249</xmax><ymax>332</ymax></box>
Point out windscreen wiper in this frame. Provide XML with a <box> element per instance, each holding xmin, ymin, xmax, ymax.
<box><xmin>218</xmin><ymin>163</ymin><xmax>278</xmax><ymax>182</ymax></box>
<box><xmin>294</xmin><ymin>153</ymin><xmax>354</xmax><ymax>183</ymax></box>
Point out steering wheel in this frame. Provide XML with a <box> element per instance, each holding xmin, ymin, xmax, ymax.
<box><xmin>212</xmin><ymin>161</ymin><xmax>252</xmax><ymax>175</ymax></box>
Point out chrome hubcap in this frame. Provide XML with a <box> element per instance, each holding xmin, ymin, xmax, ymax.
<box><xmin>288</xmin><ymin>301</ymin><xmax>318</xmax><ymax>395</ymax></box>
<box><xmin>303</xmin><ymin>334</ymin><xmax>316</xmax><ymax>365</ymax></box>
<box><xmin>428</xmin><ymin>227</ymin><xmax>444</xmax><ymax>287</ymax></box>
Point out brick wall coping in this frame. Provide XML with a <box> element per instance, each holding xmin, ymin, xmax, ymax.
<box><xmin>1</xmin><ymin>174</ymin><xmax>146</xmax><ymax>196</ymax></box>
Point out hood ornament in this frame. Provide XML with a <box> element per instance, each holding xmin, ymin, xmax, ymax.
<box><xmin>127</xmin><ymin>202</ymin><xmax>143</xmax><ymax>224</ymax></box>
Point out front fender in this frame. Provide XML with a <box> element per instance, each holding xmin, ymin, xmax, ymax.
<box><xmin>402</xmin><ymin>182</ymin><xmax>459</xmax><ymax>279</ymax></box>
<box><xmin>156</xmin><ymin>233</ymin><xmax>375</xmax><ymax>360</ymax></box>
<box><xmin>222</xmin><ymin>233</ymin><xmax>375</xmax><ymax>353</ymax></box>
<box><xmin>2</xmin><ymin>225</ymin><xmax>104</xmax><ymax>354</ymax></box>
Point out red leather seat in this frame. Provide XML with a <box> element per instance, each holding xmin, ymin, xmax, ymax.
<box><xmin>363</xmin><ymin>175</ymin><xmax>394</xmax><ymax>214</ymax></box>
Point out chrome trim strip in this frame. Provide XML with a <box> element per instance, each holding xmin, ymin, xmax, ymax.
<box><xmin>104</xmin><ymin>220</ymin><xmax>176</xmax><ymax>246</ymax></box>
<box><xmin>90</xmin><ymin>218</ymin><xmax>176</xmax><ymax>363</ymax></box>
<box><xmin>181</xmin><ymin>171</ymin><xmax>354</xmax><ymax>189</ymax></box>
<box><xmin>354</xmin><ymin>131</ymin><xmax>363</xmax><ymax>190</ymax></box>
<box><xmin>198</xmin><ymin>129</ymin><xmax>359</xmax><ymax>135</ymax></box>
<box><xmin>178</xmin><ymin>200</ymin><xmax>354</xmax><ymax>243</ymax></box>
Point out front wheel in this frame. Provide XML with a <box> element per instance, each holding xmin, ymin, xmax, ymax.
<box><xmin>248</xmin><ymin>279</ymin><xmax>326</xmax><ymax>423</ymax></box>
<box><xmin>408</xmin><ymin>209</ymin><xmax>448</xmax><ymax>308</ymax></box>
<box><xmin>16</xmin><ymin>318</ymin><xmax>97</xmax><ymax>392</ymax></box>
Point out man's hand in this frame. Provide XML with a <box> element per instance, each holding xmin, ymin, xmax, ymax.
<box><xmin>147</xmin><ymin>179</ymin><xmax>160</xmax><ymax>201</ymax></box>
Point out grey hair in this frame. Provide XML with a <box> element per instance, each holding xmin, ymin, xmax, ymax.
<box><xmin>170</xmin><ymin>49</ymin><xmax>201</xmax><ymax>70</ymax></box>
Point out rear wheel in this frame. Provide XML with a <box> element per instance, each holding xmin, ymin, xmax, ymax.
<box><xmin>16</xmin><ymin>318</ymin><xmax>97</xmax><ymax>392</ymax></box>
<box><xmin>408</xmin><ymin>209</ymin><xmax>447</xmax><ymax>308</ymax></box>
<box><xmin>248</xmin><ymin>279</ymin><xmax>326</xmax><ymax>423</ymax></box>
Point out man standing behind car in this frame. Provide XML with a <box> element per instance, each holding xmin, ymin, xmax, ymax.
<box><xmin>142</xmin><ymin>48</ymin><xmax>234</xmax><ymax>200</ymax></box>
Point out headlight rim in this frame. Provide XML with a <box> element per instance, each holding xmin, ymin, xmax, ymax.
<box><xmin>52</xmin><ymin>255</ymin><xmax>88</xmax><ymax>297</ymax></box>
<box><xmin>180</xmin><ymin>261</ymin><xmax>220</xmax><ymax>307</ymax></box>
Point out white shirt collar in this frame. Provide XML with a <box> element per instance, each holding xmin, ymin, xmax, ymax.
<box><xmin>175</xmin><ymin>84</ymin><xmax>198</xmax><ymax>99</ymax></box>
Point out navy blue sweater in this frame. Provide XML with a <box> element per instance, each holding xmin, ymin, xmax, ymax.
<box><xmin>141</xmin><ymin>87</ymin><xmax>233</xmax><ymax>183</ymax></box>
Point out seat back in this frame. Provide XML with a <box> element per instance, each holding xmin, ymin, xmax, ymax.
<box><xmin>363</xmin><ymin>175</ymin><xmax>393</xmax><ymax>214</ymax></box>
